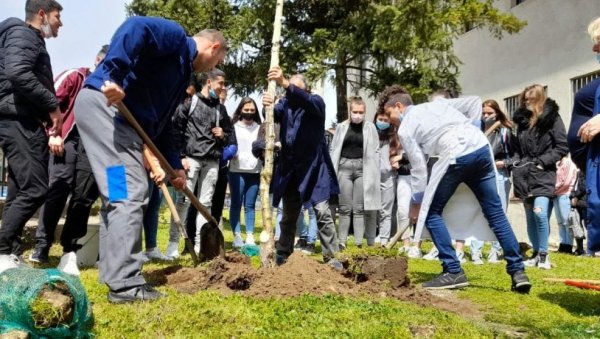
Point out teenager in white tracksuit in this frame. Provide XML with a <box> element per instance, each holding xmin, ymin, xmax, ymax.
<box><xmin>381</xmin><ymin>87</ymin><xmax>531</xmax><ymax>293</ymax></box>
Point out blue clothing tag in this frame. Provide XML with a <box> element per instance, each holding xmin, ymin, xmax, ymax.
<box><xmin>106</xmin><ymin>165</ymin><xmax>128</xmax><ymax>202</ymax></box>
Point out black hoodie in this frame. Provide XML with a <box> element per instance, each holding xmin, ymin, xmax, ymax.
<box><xmin>0</xmin><ymin>17</ymin><xmax>58</xmax><ymax>123</ymax></box>
<box><xmin>508</xmin><ymin>98</ymin><xmax>569</xmax><ymax>199</ymax></box>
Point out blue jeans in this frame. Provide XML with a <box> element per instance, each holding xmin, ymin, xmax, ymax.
<box><xmin>425</xmin><ymin>146</ymin><xmax>524</xmax><ymax>275</ymax></box>
<box><xmin>553</xmin><ymin>194</ymin><xmax>573</xmax><ymax>245</ymax></box>
<box><xmin>470</xmin><ymin>168</ymin><xmax>510</xmax><ymax>254</ymax></box>
<box><xmin>524</xmin><ymin>196</ymin><xmax>551</xmax><ymax>253</ymax></box>
<box><xmin>275</xmin><ymin>203</ymin><xmax>318</xmax><ymax>244</ymax></box>
<box><xmin>228</xmin><ymin>172</ymin><xmax>260</xmax><ymax>234</ymax></box>
<box><xmin>143</xmin><ymin>181</ymin><xmax>163</xmax><ymax>250</ymax></box>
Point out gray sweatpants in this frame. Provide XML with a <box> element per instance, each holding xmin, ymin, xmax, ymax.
<box><xmin>337</xmin><ymin>157</ymin><xmax>366</xmax><ymax>245</ymax></box>
<box><xmin>74</xmin><ymin>89</ymin><xmax>148</xmax><ymax>291</ymax></box>
<box><xmin>377</xmin><ymin>174</ymin><xmax>396</xmax><ymax>244</ymax></box>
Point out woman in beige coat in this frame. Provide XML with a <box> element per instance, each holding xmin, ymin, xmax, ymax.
<box><xmin>330</xmin><ymin>97</ymin><xmax>381</xmax><ymax>248</ymax></box>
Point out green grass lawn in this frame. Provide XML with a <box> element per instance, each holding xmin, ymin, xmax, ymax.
<box><xmin>38</xmin><ymin>209</ymin><xmax>600</xmax><ymax>338</ymax></box>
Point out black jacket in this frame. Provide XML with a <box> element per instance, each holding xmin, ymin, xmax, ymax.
<box><xmin>0</xmin><ymin>18</ymin><xmax>57</xmax><ymax>123</ymax></box>
<box><xmin>509</xmin><ymin>99</ymin><xmax>569</xmax><ymax>199</ymax></box>
<box><xmin>172</xmin><ymin>93</ymin><xmax>232</xmax><ymax>160</ymax></box>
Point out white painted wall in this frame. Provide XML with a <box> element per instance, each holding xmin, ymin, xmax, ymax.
<box><xmin>454</xmin><ymin>0</ymin><xmax>600</xmax><ymax>124</ymax></box>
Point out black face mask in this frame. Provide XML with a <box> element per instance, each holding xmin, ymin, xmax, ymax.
<box><xmin>241</xmin><ymin>113</ymin><xmax>255</xmax><ymax>121</ymax></box>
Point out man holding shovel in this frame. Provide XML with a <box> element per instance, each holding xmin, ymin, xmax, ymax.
<box><xmin>73</xmin><ymin>16</ymin><xmax>227</xmax><ymax>303</ymax></box>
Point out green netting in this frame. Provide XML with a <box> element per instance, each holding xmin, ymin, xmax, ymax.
<box><xmin>0</xmin><ymin>267</ymin><xmax>93</xmax><ymax>338</ymax></box>
<box><xmin>240</xmin><ymin>244</ymin><xmax>260</xmax><ymax>257</ymax></box>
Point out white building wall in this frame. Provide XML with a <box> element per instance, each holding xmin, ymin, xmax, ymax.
<box><xmin>454</xmin><ymin>0</ymin><xmax>600</xmax><ymax>124</ymax></box>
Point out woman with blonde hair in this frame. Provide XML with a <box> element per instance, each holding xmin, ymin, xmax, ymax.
<box><xmin>508</xmin><ymin>84</ymin><xmax>568</xmax><ymax>269</ymax></box>
<box><xmin>330</xmin><ymin>97</ymin><xmax>381</xmax><ymax>248</ymax></box>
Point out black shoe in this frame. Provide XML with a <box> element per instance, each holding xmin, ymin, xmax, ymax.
<box><xmin>29</xmin><ymin>246</ymin><xmax>49</xmax><ymax>264</ymax></box>
<box><xmin>275</xmin><ymin>253</ymin><xmax>288</xmax><ymax>266</ymax></box>
<box><xmin>294</xmin><ymin>238</ymin><xmax>307</xmax><ymax>250</ymax></box>
<box><xmin>511</xmin><ymin>270</ymin><xmax>532</xmax><ymax>294</ymax></box>
<box><xmin>301</xmin><ymin>243</ymin><xmax>316</xmax><ymax>255</ymax></box>
<box><xmin>339</xmin><ymin>243</ymin><xmax>346</xmax><ymax>252</ymax></box>
<box><xmin>422</xmin><ymin>271</ymin><xmax>469</xmax><ymax>290</ymax></box>
<box><xmin>108</xmin><ymin>284</ymin><xmax>164</xmax><ymax>304</ymax></box>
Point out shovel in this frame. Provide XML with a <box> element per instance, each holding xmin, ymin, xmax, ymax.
<box><xmin>143</xmin><ymin>146</ymin><xmax>200</xmax><ymax>266</ymax></box>
<box><xmin>116</xmin><ymin>102</ymin><xmax>224</xmax><ymax>261</ymax></box>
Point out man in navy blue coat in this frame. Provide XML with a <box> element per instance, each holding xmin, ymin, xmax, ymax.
<box><xmin>73</xmin><ymin>16</ymin><xmax>227</xmax><ymax>303</ymax></box>
<box><xmin>262</xmin><ymin>67</ymin><xmax>341</xmax><ymax>269</ymax></box>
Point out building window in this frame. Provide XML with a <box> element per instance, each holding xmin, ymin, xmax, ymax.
<box><xmin>512</xmin><ymin>0</ymin><xmax>528</xmax><ymax>7</ymax></box>
<box><xmin>504</xmin><ymin>94</ymin><xmax>520</xmax><ymax>118</ymax></box>
<box><xmin>571</xmin><ymin>70</ymin><xmax>600</xmax><ymax>97</ymax></box>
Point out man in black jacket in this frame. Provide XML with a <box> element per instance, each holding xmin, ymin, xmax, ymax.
<box><xmin>0</xmin><ymin>0</ymin><xmax>64</xmax><ymax>272</ymax></box>
<box><xmin>171</xmin><ymin>69</ymin><xmax>232</xmax><ymax>255</ymax></box>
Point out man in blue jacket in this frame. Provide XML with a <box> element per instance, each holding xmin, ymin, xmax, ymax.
<box><xmin>0</xmin><ymin>0</ymin><xmax>64</xmax><ymax>272</ymax></box>
<box><xmin>73</xmin><ymin>16</ymin><xmax>227</xmax><ymax>303</ymax></box>
<box><xmin>262</xmin><ymin>67</ymin><xmax>342</xmax><ymax>269</ymax></box>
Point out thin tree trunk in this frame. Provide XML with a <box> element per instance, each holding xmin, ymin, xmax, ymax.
<box><xmin>335</xmin><ymin>61</ymin><xmax>348</xmax><ymax>123</ymax></box>
<box><xmin>259</xmin><ymin>0</ymin><xmax>284</xmax><ymax>268</ymax></box>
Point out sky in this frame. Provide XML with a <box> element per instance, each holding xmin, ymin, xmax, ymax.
<box><xmin>0</xmin><ymin>0</ymin><xmax>338</xmax><ymax>124</ymax></box>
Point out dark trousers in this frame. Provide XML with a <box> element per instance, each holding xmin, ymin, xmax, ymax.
<box><xmin>0</xmin><ymin>118</ymin><xmax>49</xmax><ymax>255</ymax></box>
<box><xmin>35</xmin><ymin>133</ymin><xmax>99</xmax><ymax>253</ymax></box>
<box><xmin>186</xmin><ymin>165</ymin><xmax>229</xmax><ymax>237</ymax></box>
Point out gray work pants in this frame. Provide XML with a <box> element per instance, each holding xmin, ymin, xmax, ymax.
<box><xmin>74</xmin><ymin>89</ymin><xmax>147</xmax><ymax>291</ymax></box>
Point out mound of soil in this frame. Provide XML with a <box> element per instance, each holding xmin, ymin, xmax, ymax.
<box><xmin>162</xmin><ymin>251</ymin><xmax>477</xmax><ymax>315</ymax></box>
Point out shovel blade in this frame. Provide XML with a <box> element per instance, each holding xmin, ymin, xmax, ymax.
<box><xmin>199</xmin><ymin>222</ymin><xmax>225</xmax><ymax>261</ymax></box>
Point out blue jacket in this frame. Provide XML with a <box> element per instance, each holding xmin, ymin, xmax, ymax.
<box><xmin>272</xmin><ymin>85</ymin><xmax>339</xmax><ymax>207</ymax></box>
<box><xmin>586</xmin><ymin>83</ymin><xmax>600</xmax><ymax>251</ymax></box>
<box><xmin>85</xmin><ymin>16</ymin><xmax>197</xmax><ymax>169</ymax></box>
<box><xmin>568</xmin><ymin>77</ymin><xmax>600</xmax><ymax>172</ymax></box>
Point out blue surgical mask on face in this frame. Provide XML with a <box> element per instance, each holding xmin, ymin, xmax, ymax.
<box><xmin>596</xmin><ymin>54</ymin><xmax>600</xmax><ymax>64</ymax></box>
<box><xmin>376</xmin><ymin>121</ymin><xmax>390</xmax><ymax>130</ymax></box>
<box><xmin>209</xmin><ymin>89</ymin><xmax>218</xmax><ymax>99</ymax></box>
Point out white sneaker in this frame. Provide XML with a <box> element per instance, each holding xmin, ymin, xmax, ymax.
<box><xmin>423</xmin><ymin>247</ymin><xmax>439</xmax><ymax>261</ymax></box>
<box><xmin>471</xmin><ymin>251</ymin><xmax>484</xmax><ymax>265</ymax></box>
<box><xmin>246</xmin><ymin>233</ymin><xmax>255</xmax><ymax>246</ymax></box>
<box><xmin>57</xmin><ymin>252</ymin><xmax>80</xmax><ymax>276</ymax></box>
<box><xmin>194</xmin><ymin>243</ymin><xmax>200</xmax><ymax>256</ymax></box>
<box><xmin>233</xmin><ymin>233</ymin><xmax>244</xmax><ymax>248</ymax></box>
<box><xmin>524</xmin><ymin>255</ymin><xmax>539</xmax><ymax>267</ymax></box>
<box><xmin>0</xmin><ymin>254</ymin><xmax>20</xmax><ymax>273</ymax></box>
<box><xmin>374</xmin><ymin>235</ymin><xmax>381</xmax><ymax>245</ymax></box>
<box><xmin>456</xmin><ymin>250</ymin><xmax>467</xmax><ymax>264</ymax></box>
<box><xmin>487</xmin><ymin>250</ymin><xmax>502</xmax><ymax>264</ymax></box>
<box><xmin>165</xmin><ymin>242</ymin><xmax>180</xmax><ymax>259</ymax></box>
<box><xmin>407</xmin><ymin>246</ymin><xmax>423</xmax><ymax>259</ymax></box>
<box><xmin>144</xmin><ymin>247</ymin><xmax>171</xmax><ymax>261</ymax></box>
<box><xmin>537</xmin><ymin>253</ymin><xmax>551</xmax><ymax>270</ymax></box>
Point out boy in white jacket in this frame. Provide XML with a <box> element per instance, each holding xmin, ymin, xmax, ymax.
<box><xmin>382</xmin><ymin>86</ymin><xmax>531</xmax><ymax>293</ymax></box>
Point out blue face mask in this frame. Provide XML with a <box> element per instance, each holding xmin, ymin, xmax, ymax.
<box><xmin>597</xmin><ymin>54</ymin><xmax>600</xmax><ymax>64</ymax></box>
<box><xmin>209</xmin><ymin>89</ymin><xmax>219</xmax><ymax>100</ymax></box>
<box><xmin>376</xmin><ymin>121</ymin><xmax>390</xmax><ymax>130</ymax></box>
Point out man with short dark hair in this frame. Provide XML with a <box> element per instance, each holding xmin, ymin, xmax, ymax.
<box><xmin>0</xmin><ymin>0</ymin><xmax>64</xmax><ymax>272</ymax></box>
<box><xmin>30</xmin><ymin>45</ymin><xmax>109</xmax><ymax>277</ymax></box>
<box><xmin>382</xmin><ymin>86</ymin><xmax>531</xmax><ymax>294</ymax></box>
<box><xmin>171</xmin><ymin>69</ymin><xmax>232</xmax><ymax>256</ymax></box>
<box><xmin>74</xmin><ymin>17</ymin><xmax>227</xmax><ymax>303</ymax></box>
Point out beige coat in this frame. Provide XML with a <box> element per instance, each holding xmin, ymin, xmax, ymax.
<box><xmin>330</xmin><ymin>120</ymin><xmax>382</xmax><ymax>211</ymax></box>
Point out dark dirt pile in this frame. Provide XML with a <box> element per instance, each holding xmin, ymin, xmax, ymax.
<box><xmin>156</xmin><ymin>252</ymin><xmax>481</xmax><ymax>316</ymax></box>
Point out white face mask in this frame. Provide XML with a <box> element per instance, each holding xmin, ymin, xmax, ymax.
<box><xmin>41</xmin><ymin>15</ymin><xmax>53</xmax><ymax>38</ymax></box>
<box><xmin>350</xmin><ymin>113</ymin><xmax>364</xmax><ymax>124</ymax></box>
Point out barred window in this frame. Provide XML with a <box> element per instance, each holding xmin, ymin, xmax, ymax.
<box><xmin>571</xmin><ymin>70</ymin><xmax>600</xmax><ymax>97</ymax></box>
<box><xmin>504</xmin><ymin>94</ymin><xmax>520</xmax><ymax>118</ymax></box>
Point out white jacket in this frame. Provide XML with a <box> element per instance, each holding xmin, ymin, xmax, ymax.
<box><xmin>399</xmin><ymin>96</ymin><xmax>499</xmax><ymax>242</ymax></box>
